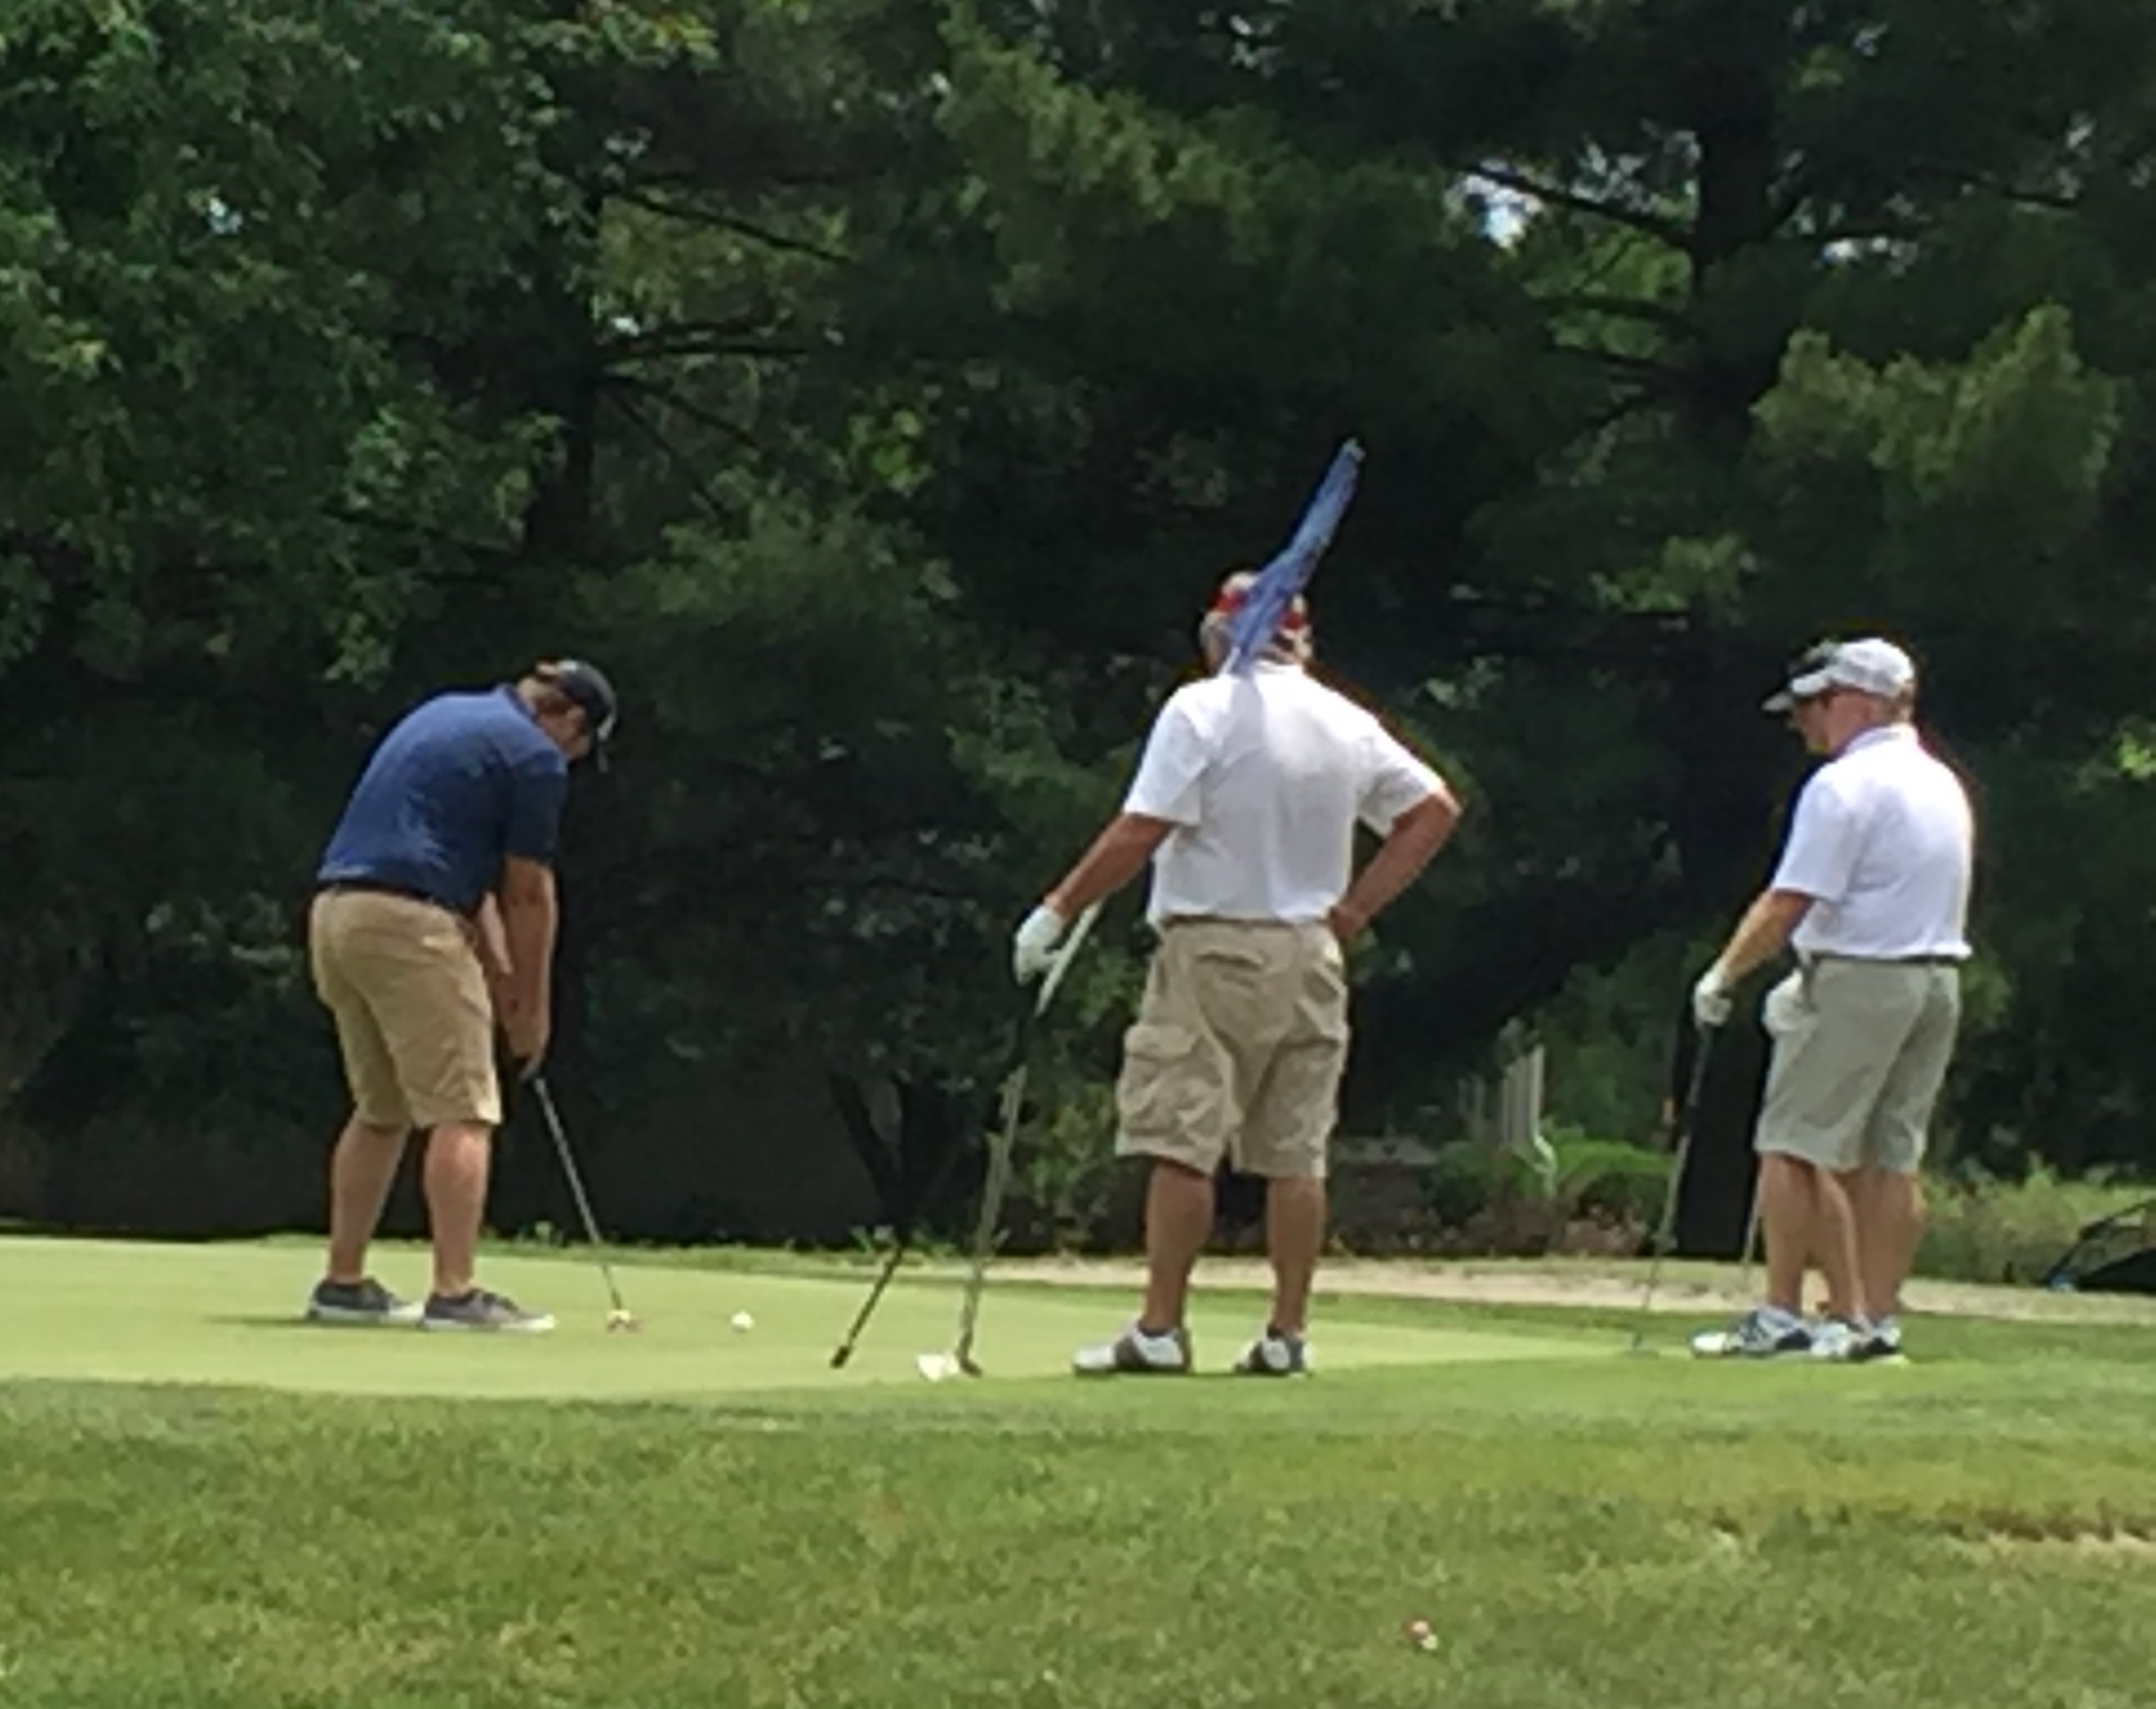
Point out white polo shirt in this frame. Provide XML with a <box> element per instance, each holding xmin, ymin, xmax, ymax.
<box><xmin>1774</xmin><ymin>725</ymin><xmax>1973</xmax><ymax>959</ymax></box>
<box><xmin>1122</xmin><ymin>663</ymin><xmax>1444</xmax><ymax>924</ymax></box>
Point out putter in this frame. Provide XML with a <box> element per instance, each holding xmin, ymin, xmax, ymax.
<box><xmin>826</xmin><ymin>901</ymin><xmax>1101</xmax><ymax>1371</ymax></box>
<box><xmin>950</xmin><ymin>900</ymin><xmax>1102</xmax><ymax>1376</ymax></box>
<box><xmin>1627</xmin><ymin>1023</ymin><xmax>1716</xmax><ymax>1355</ymax></box>
<box><xmin>531</xmin><ymin>1074</ymin><xmax>640</xmax><ymax>1331</ymax></box>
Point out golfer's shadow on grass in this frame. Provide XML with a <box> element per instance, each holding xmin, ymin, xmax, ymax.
<box><xmin>204</xmin><ymin>1314</ymin><xmax>373</xmax><ymax>1332</ymax></box>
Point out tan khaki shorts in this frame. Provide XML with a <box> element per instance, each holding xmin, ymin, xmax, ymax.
<box><xmin>1753</xmin><ymin>957</ymin><xmax>1962</xmax><ymax>1175</ymax></box>
<box><xmin>309</xmin><ymin>889</ymin><xmax>500</xmax><ymax>1131</ymax></box>
<box><xmin>1115</xmin><ymin>919</ymin><xmax>1349</xmax><ymax>1180</ymax></box>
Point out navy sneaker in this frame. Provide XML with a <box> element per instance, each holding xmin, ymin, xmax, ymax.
<box><xmin>1690</xmin><ymin>1305</ymin><xmax>1814</xmax><ymax>1359</ymax></box>
<box><xmin>305</xmin><ymin>1276</ymin><xmax>423</xmax><ymax>1327</ymax></box>
<box><xmin>1850</xmin><ymin>1315</ymin><xmax>1908</xmax><ymax>1364</ymax></box>
<box><xmin>422</xmin><ymin>1289</ymin><xmax>555</xmax><ymax>1334</ymax></box>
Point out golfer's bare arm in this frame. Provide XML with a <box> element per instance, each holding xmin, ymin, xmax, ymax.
<box><xmin>1045</xmin><ymin>814</ymin><xmax>1176</xmax><ymax>920</ymax></box>
<box><xmin>473</xmin><ymin>894</ymin><xmax>512</xmax><ymax>981</ymax></box>
<box><xmin>1713</xmin><ymin>889</ymin><xmax>1813</xmax><ymax>984</ymax></box>
<box><xmin>1331</xmin><ymin>785</ymin><xmax>1462</xmax><ymax>939</ymax></box>
<box><xmin>495</xmin><ymin>856</ymin><xmax>559</xmax><ymax>1022</ymax></box>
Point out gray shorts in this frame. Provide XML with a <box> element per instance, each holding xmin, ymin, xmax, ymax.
<box><xmin>1753</xmin><ymin>957</ymin><xmax>1962</xmax><ymax>1175</ymax></box>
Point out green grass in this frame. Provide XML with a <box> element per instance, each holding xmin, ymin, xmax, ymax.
<box><xmin>4</xmin><ymin>1237</ymin><xmax>2156</xmax><ymax>1708</ymax></box>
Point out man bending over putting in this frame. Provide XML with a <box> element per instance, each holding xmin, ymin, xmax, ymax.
<box><xmin>305</xmin><ymin>658</ymin><xmax>617</xmax><ymax>1333</ymax></box>
<box><xmin>1014</xmin><ymin>574</ymin><xmax>1460</xmax><ymax>1375</ymax></box>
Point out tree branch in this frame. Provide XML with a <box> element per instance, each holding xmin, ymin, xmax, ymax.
<box><xmin>600</xmin><ymin>373</ymin><xmax>761</xmax><ymax>455</ymax></box>
<box><xmin>604</xmin><ymin>397</ymin><xmax>736</xmax><ymax>522</ymax></box>
<box><xmin>1457</xmin><ymin>160</ymin><xmax>1691</xmax><ymax>249</ymax></box>
<box><xmin>614</xmin><ymin>190</ymin><xmax>852</xmax><ymax>266</ymax></box>
<box><xmin>1534</xmin><ymin>291</ymin><xmax>1700</xmax><ymax>339</ymax></box>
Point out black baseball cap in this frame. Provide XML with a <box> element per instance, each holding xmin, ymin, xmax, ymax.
<box><xmin>541</xmin><ymin>658</ymin><xmax>619</xmax><ymax>766</ymax></box>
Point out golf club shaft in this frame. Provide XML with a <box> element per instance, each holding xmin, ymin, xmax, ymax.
<box><xmin>532</xmin><ymin>1074</ymin><xmax>630</xmax><ymax>1316</ymax></box>
<box><xmin>950</xmin><ymin>901</ymin><xmax>1102</xmax><ymax>1370</ymax></box>
<box><xmin>827</xmin><ymin>902</ymin><xmax>1102</xmax><ymax>1370</ymax></box>
<box><xmin>830</xmin><ymin>1229</ymin><xmax>914</xmax><ymax>1367</ymax></box>
<box><xmin>952</xmin><ymin>1058</ymin><xmax>1027</xmax><ymax>1368</ymax></box>
<box><xmin>1631</xmin><ymin>1026</ymin><xmax>1716</xmax><ymax>1346</ymax></box>
<box><xmin>827</xmin><ymin>1077</ymin><xmax>1012</xmax><ymax>1366</ymax></box>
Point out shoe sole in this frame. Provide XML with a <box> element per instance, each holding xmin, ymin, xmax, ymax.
<box><xmin>1688</xmin><ymin>1335</ymin><xmax>1815</xmax><ymax>1359</ymax></box>
<box><xmin>305</xmin><ymin>1305</ymin><xmax>425</xmax><ymax>1328</ymax></box>
<box><xmin>421</xmin><ymin>1316</ymin><xmax>557</xmax><ymax>1334</ymax></box>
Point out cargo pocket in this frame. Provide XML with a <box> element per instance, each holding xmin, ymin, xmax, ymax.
<box><xmin>1115</xmin><ymin>1021</ymin><xmax>1211</xmax><ymax>1156</ymax></box>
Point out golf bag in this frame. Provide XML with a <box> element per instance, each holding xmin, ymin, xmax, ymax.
<box><xmin>2039</xmin><ymin>1198</ymin><xmax>2156</xmax><ymax>1295</ymax></box>
<box><xmin>1667</xmin><ymin>992</ymin><xmax>1772</xmax><ymax>1259</ymax></box>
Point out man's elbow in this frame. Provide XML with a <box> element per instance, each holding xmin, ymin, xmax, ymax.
<box><xmin>1115</xmin><ymin>812</ymin><xmax>1177</xmax><ymax>858</ymax></box>
<box><xmin>1763</xmin><ymin>888</ymin><xmax>1813</xmax><ymax>927</ymax></box>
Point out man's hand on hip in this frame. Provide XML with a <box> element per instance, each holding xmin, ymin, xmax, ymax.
<box><xmin>1327</xmin><ymin>899</ymin><xmax>1370</xmax><ymax>944</ymax></box>
<box><xmin>1012</xmin><ymin>903</ymin><xmax>1068</xmax><ymax>984</ymax></box>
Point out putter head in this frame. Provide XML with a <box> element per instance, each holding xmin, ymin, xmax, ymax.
<box><xmin>957</xmin><ymin>1353</ymin><xmax>984</xmax><ymax>1378</ymax></box>
<box><xmin>606</xmin><ymin>1309</ymin><xmax>641</xmax><ymax>1333</ymax></box>
<box><xmin>829</xmin><ymin>1346</ymin><xmax>855</xmax><ymax>1369</ymax></box>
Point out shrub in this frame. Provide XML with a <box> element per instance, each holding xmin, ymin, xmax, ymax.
<box><xmin>1916</xmin><ymin>1165</ymin><xmax>2156</xmax><ymax>1285</ymax></box>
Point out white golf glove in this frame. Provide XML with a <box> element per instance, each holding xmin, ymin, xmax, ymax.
<box><xmin>1691</xmin><ymin>964</ymin><xmax>1735</xmax><ymax>1029</ymax></box>
<box><xmin>1012</xmin><ymin>903</ymin><xmax>1068</xmax><ymax>984</ymax></box>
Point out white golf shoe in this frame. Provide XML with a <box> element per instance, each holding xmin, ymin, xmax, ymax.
<box><xmin>1071</xmin><ymin>1322</ymin><xmax>1192</xmax><ymax>1376</ymax></box>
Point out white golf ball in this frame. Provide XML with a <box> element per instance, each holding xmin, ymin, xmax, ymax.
<box><xmin>729</xmin><ymin>1311</ymin><xmax>754</xmax><ymax>1332</ymax></box>
<box><xmin>915</xmin><ymin>1352</ymin><xmax>956</xmax><ymax>1382</ymax></box>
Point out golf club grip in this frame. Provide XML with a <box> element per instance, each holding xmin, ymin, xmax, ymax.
<box><xmin>1679</xmin><ymin>1021</ymin><xmax>1715</xmax><ymax>1127</ymax></box>
<box><xmin>1035</xmin><ymin>899</ymin><xmax>1102</xmax><ymax>1015</ymax></box>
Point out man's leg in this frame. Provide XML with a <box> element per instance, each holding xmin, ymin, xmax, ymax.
<box><xmin>422</xmin><ymin>1120</ymin><xmax>495</xmax><ymax>1300</ymax></box>
<box><xmin>327</xmin><ymin>1116</ymin><xmax>411</xmax><ymax>1283</ymax></box>
<box><xmin>1757</xmin><ymin>1151</ymin><xmax>1812</xmax><ymax>1314</ymax></box>
<box><xmin>1263</xmin><ymin>1176</ymin><xmax>1326</xmax><ymax>1337</ymax></box>
<box><xmin>309</xmin><ymin>897</ymin><xmax>422</xmax><ymax>1322</ymax></box>
<box><xmin>1760</xmin><ymin>1152</ymin><xmax>1866</xmax><ymax>1314</ymax></box>
<box><xmin>1851</xmin><ymin>1166</ymin><xmax>1924</xmax><ymax>1323</ymax></box>
<box><xmin>1810</xmin><ymin>1164</ymin><xmax>1867</xmax><ymax>1322</ymax></box>
<box><xmin>1853</xmin><ymin>966</ymin><xmax>1958</xmax><ymax>1339</ymax></box>
<box><xmin>1139</xmin><ymin>1159</ymin><xmax>1216</xmax><ymax>1331</ymax></box>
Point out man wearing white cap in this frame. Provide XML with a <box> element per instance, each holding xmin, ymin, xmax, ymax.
<box><xmin>1012</xmin><ymin>573</ymin><xmax>1460</xmax><ymax>1377</ymax></box>
<box><xmin>1688</xmin><ymin>638</ymin><xmax>1973</xmax><ymax>1362</ymax></box>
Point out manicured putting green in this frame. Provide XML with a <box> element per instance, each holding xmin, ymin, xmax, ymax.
<box><xmin>0</xmin><ymin>1236</ymin><xmax>1595</xmax><ymax>1399</ymax></box>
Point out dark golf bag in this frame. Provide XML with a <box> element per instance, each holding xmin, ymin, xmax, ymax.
<box><xmin>2040</xmin><ymin>1199</ymin><xmax>2156</xmax><ymax>1295</ymax></box>
<box><xmin>1668</xmin><ymin>991</ymin><xmax>1773</xmax><ymax>1260</ymax></box>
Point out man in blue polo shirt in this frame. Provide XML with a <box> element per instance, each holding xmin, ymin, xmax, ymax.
<box><xmin>305</xmin><ymin>658</ymin><xmax>617</xmax><ymax>1332</ymax></box>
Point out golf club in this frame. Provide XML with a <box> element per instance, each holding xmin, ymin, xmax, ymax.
<box><xmin>531</xmin><ymin>1073</ymin><xmax>640</xmax><ymax>1331</ymax></box>
<box><xmin>1628</xmin><ymin>1021</ymin><xmax>1716</xmax><ymax>1355</ymax></box>
<box><xmin>827</xmin><ymin>901</ymin><xmax>1101</xmax><ymax>1371</ymax></box>
<box><xmin>1737</xmin><ymin>1179</ymin><xmax>1763</xmax><ymax>1300</ymax></box>
<box><xmin>949</xmin><ymin>900</ymin><xmax>1101</xmax><ymax>1376</ymax></box>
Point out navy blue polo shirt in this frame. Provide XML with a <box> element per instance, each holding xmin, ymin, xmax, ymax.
<box><xmin>317</xmin><ymin>688</ymin><xmax>568</xmax><ymax>915</ymax></box>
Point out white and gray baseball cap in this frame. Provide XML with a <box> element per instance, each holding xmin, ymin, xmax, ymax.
<box><xmin>1762</xmin><ymin>637</ymin><xmax>1916</xmax><ymax>713</ymax></box>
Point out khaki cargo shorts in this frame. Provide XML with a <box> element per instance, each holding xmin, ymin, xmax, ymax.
<box><xmin>1114</xmin><ymin>919</ymin><xmax>1349</xmax><ymax>1180</ymax></box>
<box><xmin>309</xmin><ymin>889</ymin><xmax>501</xmax><ymax>1131</ymax></box>
<box><xmin>1753</xmin><ymin>956</ymin><xmax>1962</xmax><ymax>1175</ymax></box>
